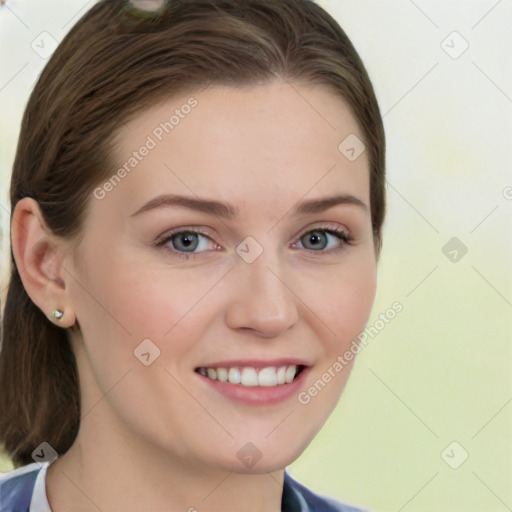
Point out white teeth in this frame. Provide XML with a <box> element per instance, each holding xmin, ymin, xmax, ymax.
<box><xmin>198</xmin><ymin>365</ymin><xmax>300</xmax><ymax>387</ymax></box>
<box><xmin>285</xmin><ymin>366</ymin><xmax>296</xmax><ymax>384</ymax></box>
<box><xmin>228</xmin><ymin>367</ymin><xmax>241</xmax><ymax>384</ymax></box>
<box><xmin>258</xmin><ymin>367</ymin><xmax>278</xmax><ymax>387</ymax></box>
<box><xmin>276</xmin><ymin>366</ymin><xmax>286</xmax><ymax>385</ymax></box>
<box><xmin>241</xmin><ymin>368</ymin><xmax>258</xmax><ymax>386</ymax></box>
<box><xmin>217</xmin><ymin>367</ymin><xmax>228</xmax><ymax>382</ymax></box>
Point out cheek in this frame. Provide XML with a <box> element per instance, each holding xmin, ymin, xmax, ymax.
<box><xmin>72</xmin><ymin>257</ymin><xmax>225</xmax><ymax>390</ymax></box>
<box><xmin>291</xmin><ymin>258</ymin><xmax>376</xmax><ymax>430</ymax></box>
<box><xmin>104</xmin><ymin>266</ymin><xmax>221</xmax><ymax>341</ymax></box>
<box><xmin>306</xmin><ymin>255</ymin><xmax>377</xmax><ymax>350</ymax></box>
<box><xmin>77</xmin><ymin>243</ymin><xmax>209</xmax><ymax>334</ymax></box>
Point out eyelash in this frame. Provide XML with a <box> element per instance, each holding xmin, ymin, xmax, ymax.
<box><xmin>153</xmin><ymin>224</ymin><xmax>353</xmax><ymax>260</ymax></box>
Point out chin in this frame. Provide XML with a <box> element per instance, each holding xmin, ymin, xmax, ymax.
<box><xmin>201</xmin><ymin>431</ymin><xmax>314</xmax><ymax>475</ymax></box>
<box><xmin>213</xmin><ymin>452</ymin><xmax>301</xmax><ymax>475</ymax></box>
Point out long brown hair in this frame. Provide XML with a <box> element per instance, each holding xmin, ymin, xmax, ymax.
<box><xmin>0</xmin><ymin>0</ymin><xmax>386</xmax><ymax>468</ymax></box>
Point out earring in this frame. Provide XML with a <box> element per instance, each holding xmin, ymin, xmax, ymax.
<box><xmin>52</xmin><ymin>308</ymin><xmax>64</xmax><ymax>321</ymax></box>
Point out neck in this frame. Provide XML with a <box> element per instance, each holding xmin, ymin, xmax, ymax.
<box><xmin>46</xmin><ymin>412</ymin><xmax>285</xmax><ymax>512</ymax></box>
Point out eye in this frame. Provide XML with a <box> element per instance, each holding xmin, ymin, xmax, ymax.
<box><xmin>153</xmin><ymin>228</ymin><xmax>218</xmax><ymax>258</ymax></box>
<box><xmin>153</xmin><ymin>224</ymin><xmax>353</xmax><ymax>260</ymax></box>
<box><xmin>295</xmin><ymin>226</ymin><xmax>352</xmax><ymax>253</ymax></box>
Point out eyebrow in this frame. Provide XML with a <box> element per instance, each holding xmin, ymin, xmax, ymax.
<box><xmin>130</xmin><ymin>193</ymin><xmax>368</xmax><ymax>219</ymax></box>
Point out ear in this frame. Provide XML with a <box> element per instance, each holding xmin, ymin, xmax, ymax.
<box><xmin>10</xmin><ymin>197</ymin><xmax>77</xmax><ymax>329</ymax></box>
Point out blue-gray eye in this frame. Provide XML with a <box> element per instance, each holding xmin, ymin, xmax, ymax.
<box><xmin>300</xmin><ymin>229</ymin><xmax>349</xmax><ymax>251</ymax></box>
<box><xmin>154</xmin><ymin>228</ymin><xmax>215</xmax><ymax>257</ymax></box>
<box><xmin>171</xmin><ymin>232</ymin><xmax>201</xmax><ymax>252</ymax></box>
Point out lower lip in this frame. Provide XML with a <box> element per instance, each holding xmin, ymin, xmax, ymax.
<box><xmin>196</xmin><ymin>367</ymin><xmax>310</xmax><ymax>405</ymax></box>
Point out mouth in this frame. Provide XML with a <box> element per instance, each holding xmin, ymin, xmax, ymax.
<box><xmin>194</xmin><ymin>360</ymin><xmax>310</xmax><ymax>405</ymax></box>
<box><xmin>194</xmin><ymin>364</ymin><xmax>306</xmax><ymax>387</ymax></box>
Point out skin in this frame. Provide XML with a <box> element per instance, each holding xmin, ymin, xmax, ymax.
<box><xmin>12</xmin><ymin>81</ymin><xmax>377</xmax><ymax>512</ymax></box>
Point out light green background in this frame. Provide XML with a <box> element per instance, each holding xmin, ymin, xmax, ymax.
<box><xmin>1</xmin><ymin>1</ymin><xmax>511</xmax><ymax>511</ymax></box>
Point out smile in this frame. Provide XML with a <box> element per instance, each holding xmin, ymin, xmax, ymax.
<box><xmin>195</xmin><ymin>365</ymin><xmax>304</xmax><ymax>387</ymax></box>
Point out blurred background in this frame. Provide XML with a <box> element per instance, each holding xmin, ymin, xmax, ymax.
<box><xmin>1</xmin><ymin>1</ymin><xmax>511</xmax><ymax>511</ymax></box>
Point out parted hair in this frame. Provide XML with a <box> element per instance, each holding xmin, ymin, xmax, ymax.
<box><xmin>0</xmin><ymin>0</ymin><xmax>385</xmax><ymax>467</ymax></box>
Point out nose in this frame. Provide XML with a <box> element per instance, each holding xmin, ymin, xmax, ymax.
<box><xmin>224</xmin><ymin>252</ymin><xmax>299</xmax><ymax>338</ymax></box>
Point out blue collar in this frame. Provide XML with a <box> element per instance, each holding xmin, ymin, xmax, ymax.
<box><xmin>0</xmin><ymin>463</ymin><xmax>39</xmax><ymax>512</ymax></box>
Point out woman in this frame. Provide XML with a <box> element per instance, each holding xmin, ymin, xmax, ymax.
<box><xmin>0</xmin><ymin>0</ymin><xmax>385</xmax><ymax>510</ymax></box>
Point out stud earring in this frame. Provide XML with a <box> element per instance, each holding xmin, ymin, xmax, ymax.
<box><xmin>52</xmin><ymin>308</ymin><xmax>64</xmax><ymax>321</ymax></box>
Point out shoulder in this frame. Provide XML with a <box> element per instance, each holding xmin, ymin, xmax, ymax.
<box><xmin>0</xmin><ymin>462</ymin><xmax>42</xmax><ymax>512</ymax></box>
<box><xmin>283</xmin><ymin>471</ymin><xmax>371</xmax><ymax>512</ymax></box>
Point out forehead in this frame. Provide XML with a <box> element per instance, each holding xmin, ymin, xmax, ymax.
<box><xmin>103</xmin><ymin>81</ymin><xmax>370</xmax><ymax>218</ymax></box>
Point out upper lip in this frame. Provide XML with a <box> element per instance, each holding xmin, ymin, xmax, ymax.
<box><xmin>195</xmin><ymin>358</ymin><xmax>311</xmax><ymax>369</ymax></box>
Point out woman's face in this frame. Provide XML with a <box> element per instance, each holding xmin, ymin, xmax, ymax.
<box><xmin>65</xmin><ymin>81</ymin><xmax>377</xmax><ymax>472</ymax></box>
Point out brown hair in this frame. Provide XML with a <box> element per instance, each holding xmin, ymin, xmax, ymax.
<box><xmin>0</xmin><ymin>0</ymin><xmax>385</xmax><ymax>468</ymax></box>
